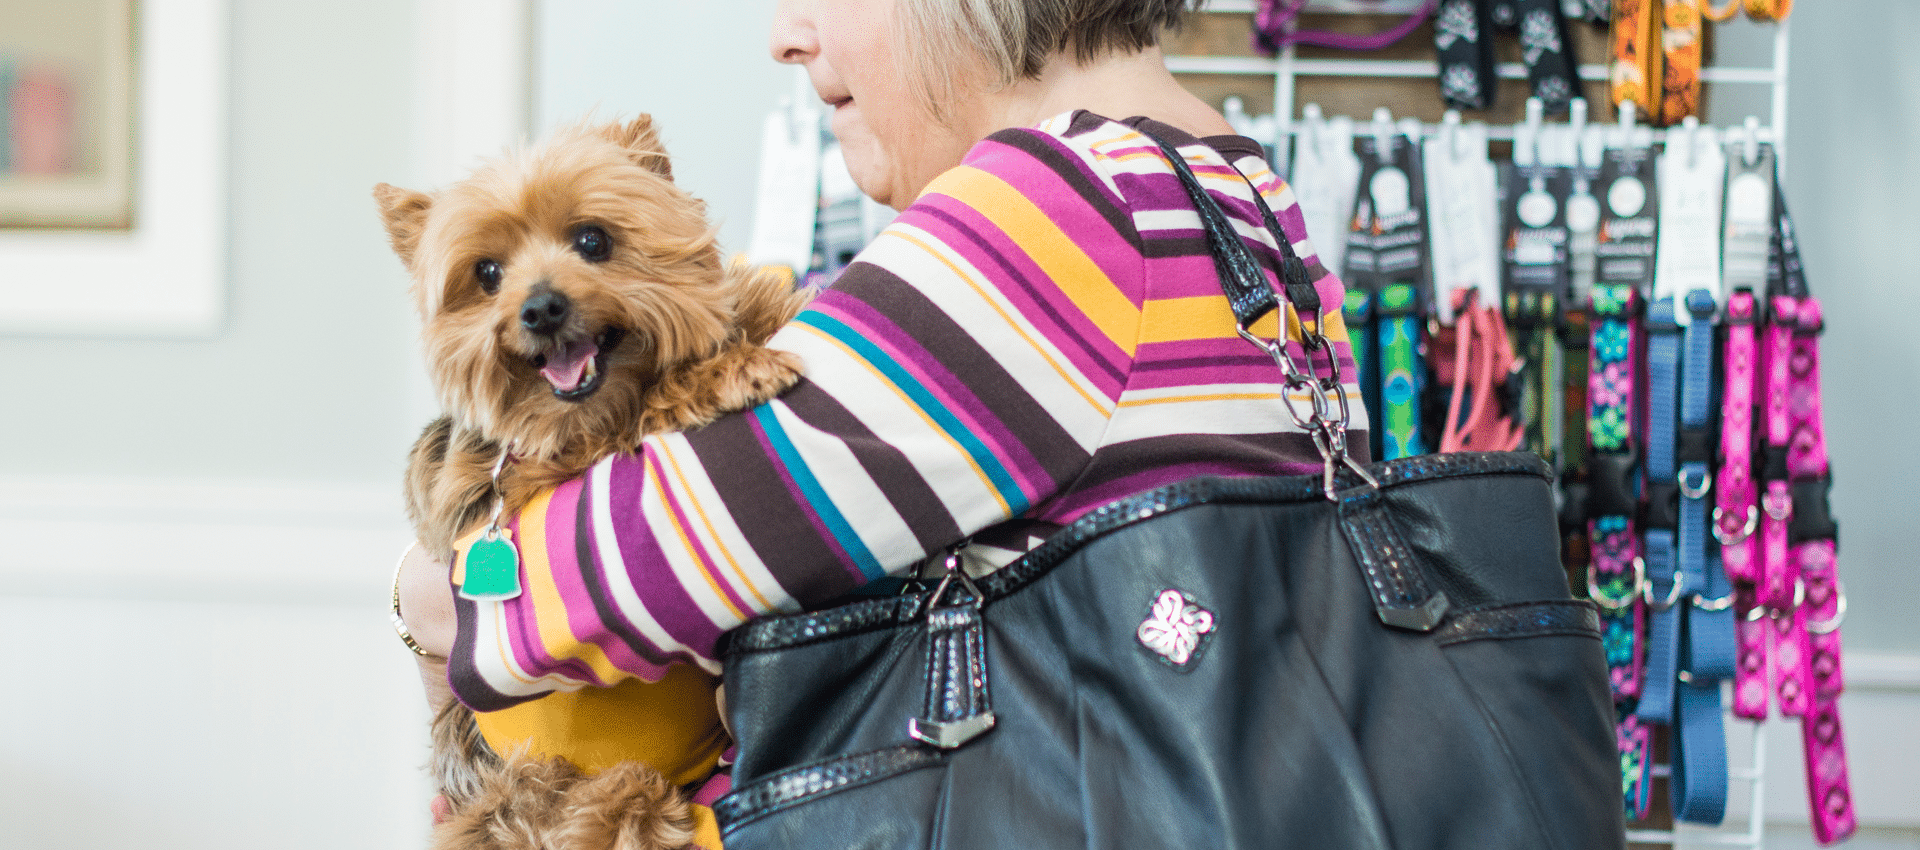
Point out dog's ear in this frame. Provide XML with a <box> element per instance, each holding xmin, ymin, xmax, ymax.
<box><xmin>374</xmin><ymin>183</ymin><xmax>434</xmax><ymax>269</ymax></box>
<box><xmin>602</xmin><ymin>114</ymin><xmax>674</xmax><ymax>181</ymax></box>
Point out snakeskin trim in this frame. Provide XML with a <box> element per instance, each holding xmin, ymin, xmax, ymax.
<box><xmin>1433</xmin><ymin>600</ymin><xmax>1602</xmax><ymax>646</ymax></box>
<box><xmin>724</xmin><ymin>453</ymin><xmax>1553</xmax><ymax>657</ymax></box>
<box><xmin>713</xmin><ymin>745</ymin><xmax>946</xmax><ymax>833</ymax></box>
<box><xmin>1340</xmin><ymin>488</ymin><xmax>1450</xmax><ymax>631</ymax></box>
<box><xmin>924</xmin><ymin>604</ymin><xmax>992</xmax><ymax>724</ymax></box>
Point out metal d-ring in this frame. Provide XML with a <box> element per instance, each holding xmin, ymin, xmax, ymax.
<box><xmin>1643</xmin><ymin>573</ymin><xmax>1686</xmax><ymax>612</ymax></box>
<box><xmin>1587</xmin><ymin>556</ymin><xmax>1646</xmax><ymax>611</ymax></box>
<box><xmin>1713</xmin><ymin>505</ymin><xmax>1759</xmax><ymax>545</ymax></box>
<box><xmin>1678</xmin><ymin>468</ymin><xmax>1712</xmax><ymax>500</ymax></box>
<box><xmin>1806</xmin><ymin>582</ymin><xmax>1848</xmax><ymax>635</ymax></box>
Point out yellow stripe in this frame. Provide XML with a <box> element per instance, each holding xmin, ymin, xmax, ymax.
<box><xmin>518</xmin><ymin>488</ymin><xmax>627</xmax><ymax>685</ymax></box>
<box><xmin>798</xmin><ymin>322</ymin><xmax>1014</xmax><ymax>516</ymax></box>
<box><xmin>660</xmin><ymin>445</ymin><xmax>777</xmax><ymax>613</ymax></box>
<box><xmin>1117</xmin><ymin>391</ymin><xmax>1287</xmax><ymax>408</ymax></box>
<box><xmin>1140</xmin><ymin>295</ymin><xmax>1281</xmax><ymax>345</ymax></box>
<box><xmin>644</xmin><ymin>454</ymin><xmax>748</xmax><ymax>622</ymax></box>
<box><xmin>921</xmin><ymin>166</ymin><xmax>1138</xmax><ymax>356</ymax></box>
<box><xmin>893</xmin><ymin>229</ymin><xmax>1112</xmax><ymax>417</ymax></box>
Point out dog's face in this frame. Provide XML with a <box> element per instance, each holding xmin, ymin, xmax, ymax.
<box><xmin>376</xmin><ymin>116</ymin><xmax>736</xmax><ymax>459</ymax></box>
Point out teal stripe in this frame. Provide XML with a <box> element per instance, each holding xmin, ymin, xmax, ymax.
<box><xmin>753</xmin><ymin>405</ymin><xmax>886</xmax><ymax>581</ymax></box>
<box><xmin>798</xmin><ymin>311</ymin><xmax>1030</xmax><ymax>515</ymax></box>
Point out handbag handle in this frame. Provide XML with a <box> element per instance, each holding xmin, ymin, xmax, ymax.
<box><xmin>1144</xmin><ymin>131</ymin><xmax>1376</xmax><ymax>498</ymax></box>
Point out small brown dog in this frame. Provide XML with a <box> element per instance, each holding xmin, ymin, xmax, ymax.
<box><xmin>376</xmin><ymin>115</ymin><xmax>810</xmax><ymax>850</ymax></box>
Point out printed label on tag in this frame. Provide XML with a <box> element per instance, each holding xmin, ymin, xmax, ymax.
<box><xmin>1595</xmin><ymin>144</ymin><xmax>1660</xmax><ymax>295</ymax></box>
<box><xmin>1423</xmin><ymin>122</ymin><xmax>1501</xmax><ymax>323</ymax></box>
<box><xmin>459</xmin><ymin>530</ymin><xmax>523</xmax><ymax>601</ymax></box>
<box><xmin>1721</xmin><ymin>143</ymin><xmax>1776</xmax><ymax>296</ymax></box>
<box><xmin>1501</xmin><ymin>161</ymin><xmax>1571</xmax><ymax>303</ymax></box>
<box><xmin>1652</xmin><ymin>124</ymin><xmax>1725</xmax><ymax>323</ymax></box>
<box><xmin>1290</xmin><ymin>112</ymin><xmax>1359</xmax><ymax>277</ymax></box>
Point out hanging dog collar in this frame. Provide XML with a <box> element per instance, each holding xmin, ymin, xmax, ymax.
<box><xmin>1609</xmin><ymin>0</ymin><xmax>1662</xmax><ymax>123</ymax></box>
<box><xmin>1658</xmin><ymin>1</ymin><xmax>1706</xmax><ymax>125</ymax></box>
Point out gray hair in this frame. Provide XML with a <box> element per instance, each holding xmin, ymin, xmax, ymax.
<box><xmin>896</xmin><ymin>0</ymin><xmax>1200</xmax><ymax>115</ymax></box>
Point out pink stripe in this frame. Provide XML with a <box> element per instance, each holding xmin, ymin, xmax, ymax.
<box><xmin>539</xmin><ymin>474</ymin><xmax>675</xmax><ymax>681</ymax></box>
<box><xmin>603</xmin><ymin>448</ymin><xmax>732</xmax><ymax>660</ymax></box>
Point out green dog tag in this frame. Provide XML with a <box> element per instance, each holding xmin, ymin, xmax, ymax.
<box><xmin>459</xmin><ymin>530</ymin><xmax>523</xmax><ymax>601</ymax></box>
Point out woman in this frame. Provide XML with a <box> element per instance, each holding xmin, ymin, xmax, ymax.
<box><xmin>399</xmin><ymin>0</ymin><xmax>1363</xmax><ymax>827</ymax></box>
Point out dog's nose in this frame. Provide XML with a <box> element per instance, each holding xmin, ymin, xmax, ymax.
<box><xmin>520</xmin><ymin>289</ymin><xmax>571</xmax><ymax>335</ymax></box>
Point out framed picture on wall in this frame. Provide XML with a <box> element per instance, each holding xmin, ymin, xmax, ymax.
<box><xmin>0</xmin><ymin>0</ymin><xmax>225</xmax><ymax>336</ymax></box>
<box><xmin>0</xmin><ymin>0</ymin><xmax>135</xmax><ymax>229</ymax></box>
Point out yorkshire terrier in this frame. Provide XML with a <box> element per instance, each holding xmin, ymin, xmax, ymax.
<box><xmin>376</xmin><ymin>114</ymin><xmax>810</xmax><ymax>850</ymax></box>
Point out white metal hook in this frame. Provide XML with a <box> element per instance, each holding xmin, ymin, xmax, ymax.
<box><xmin>1302</xmin><ymin>102</ymin><xmax>1325</xmax><ymax>150</ymax></box>
<box><xmin>1371</xmin><ymin>107</ymin><xmax>1395</xmax><ymax>158</ymax></box>
<box><xmin>1743</xmin><ymin>115</ymin><xmax>1762</xmax><ymax>166</ymax></box>
<box><xmin>1441</xmin><ymin>109</ymin><xmax>1463</xmax><ymax>160</ymax></box>
<box><xmin>1680</xmin><ymin>115</ymin><xmax>1701</xmax><ymax>168</ymax></box>
<box><xmin>1517</xmin><ymin>96</ymin><xmax>1545</xmax><ymax>166</ymax></box>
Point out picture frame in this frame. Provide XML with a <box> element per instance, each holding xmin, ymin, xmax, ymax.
<box><xmin>0</xmin><ymin>0</ymin><xmax>227</xmax><ymax>336</ymax></box>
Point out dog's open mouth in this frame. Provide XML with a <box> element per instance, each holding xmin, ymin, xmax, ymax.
<box><xmin>530</xmin><ymin>327</ymin><xmax>626</xmax><ymax>401</ymax></box>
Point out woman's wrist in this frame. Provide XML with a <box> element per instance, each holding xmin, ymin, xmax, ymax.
<box><xmin>394</xmin><ymin>541</ymin><xmax>458</xmax><ymax>660</ymax></box>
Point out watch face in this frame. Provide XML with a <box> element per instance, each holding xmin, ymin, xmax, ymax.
<box><xmin>1608</xmin><ymin>176</ymin><xmax>1648</xmax><ymax>218</ymax></box>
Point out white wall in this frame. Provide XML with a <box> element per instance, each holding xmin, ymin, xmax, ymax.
<box><xmin>0</xmin><ymin>2</ymin><xmax>1912</xmax><ymax>848</ymax></box>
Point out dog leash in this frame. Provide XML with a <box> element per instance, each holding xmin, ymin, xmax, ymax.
<box><xmin>1584</xmin><ymin>282</ymin><xmax>1651</xmax><ymax>819</ymax></box>
<box><xmin>1719</xmin><ymin>137</ymin><xmax>1775</xmax><ymax>721</ymax></box>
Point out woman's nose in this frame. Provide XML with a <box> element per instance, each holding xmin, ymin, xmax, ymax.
<box><xmin>768</xmin><ymin>0</ymin><xmax>817</xmax><ymax>65</ymax></box>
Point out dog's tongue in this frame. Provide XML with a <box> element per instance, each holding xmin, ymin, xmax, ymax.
<box><xmin>539</xmin><ymin>339</ymin><xmax>598</xmax><ymax>392</ymax></box>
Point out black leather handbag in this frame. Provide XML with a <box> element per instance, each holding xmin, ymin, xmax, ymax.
<box><xmin>713</xmin><ymin>133</ymin><xmax>1627</xmax><ymax>850</ymax></box>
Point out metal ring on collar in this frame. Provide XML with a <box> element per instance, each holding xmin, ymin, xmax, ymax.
<box><xmin>1806</xmin><ymin>582</ymin><xmax>1848</xmax><ymax>634</ymax></box>
<box><xmin>1712</xmin><ymin>505</ymin><xmax>1759</xmax><ymax>545</ymax></box>
<box><xmin>1693</xmin><ymin>592</ymin><xmax>1734</xmax><ymax>612</ymax></box>
<box><xmin>1587</xmin><ymin>556</ymin><xmax>1646</xmax><ymax>611</ymax></box>
<box><xmin>1678</xmin><ymin>468</ymin><xmax>1712</xmax><ymax>500</ymax></box>
<box><xmin>1643</xmin><ymin>575</ymin><xmax>1687</xmax><ymax>612</ymax></box>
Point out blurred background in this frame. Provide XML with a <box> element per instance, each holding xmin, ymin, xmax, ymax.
<box><xmin>0</xmin><ymin>1</ymin><xmax>1911</xmax><ymax>848</ymax></box>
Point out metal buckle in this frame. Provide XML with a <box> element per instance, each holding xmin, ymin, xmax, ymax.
<box><xmin>1806</xmin><ymin>582</ymin><xmax>1848</xmax><ymax>634</ymax></box>
<box><xmin>1678</xmin><ymin>467</ymin><xmax>1712</xmax><ymax>500</ymax></box>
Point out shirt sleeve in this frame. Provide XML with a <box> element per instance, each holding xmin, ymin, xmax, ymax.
<box><xmin>449</xmin><ymin>127</ymin><xmax>1148</xmax><ymax>710</ymax></box>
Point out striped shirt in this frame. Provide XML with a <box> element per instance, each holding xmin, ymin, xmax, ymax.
<box><xmin>450</xmin><ymin>111</ymin><xmax>1368</xmax><ymax>711</ymax></box>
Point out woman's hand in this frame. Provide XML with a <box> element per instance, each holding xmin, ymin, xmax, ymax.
<box><xmin>397</xmin><ymin>542</ymin><xmax>458</xmax><ymax>709</ymax></box>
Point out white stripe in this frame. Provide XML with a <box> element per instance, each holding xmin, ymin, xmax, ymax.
<box><xmin>588</xmin><ymin>456</ymin><xmax>723</xmax><ymax>675</ymax></box>
<box><xmin>777</xmin><ymin>321</ymin><xmax>1017</xmax><ymax>533</ymax></box>
<box><xmin>763</xmin><ymin>403</ymin><xmax>928</xmax><ymax>574</ymax></box>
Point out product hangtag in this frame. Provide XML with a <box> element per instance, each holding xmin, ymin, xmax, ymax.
<box><xmin>1290</xmin><ymin>105</ymin><xmax>1361</xmax><ymax>276</ymax></box>
<box><xmin>1651</xmin><ymin>119</ymin><xmax>1725</xmax><ymax>324</ymax></box>
<box><xmin>1340</xmin><ymin>132</ymin><xmax>1387</xmax><ymax>296</ymax></box>
<box><xmin>745</xmin><ymin>89</ymin><xmax>823</xmax><ymax>276</ymax></box>
<box><xmin>1720</xmin><ymin>125</ymin><xmax>1777</xmax><ymax>297</ymax></box>
<box><xmin>1594</xmin><ymin>121</ymin><xmax>1660</xmax><ymax>296</ymax></box>
<box><xmin>458</xmin><ymin>528</ymin><xmax>523</xmax><ymax>601</ymax></box>
<box><xmin>1565</xmin><ymin>105</ymin><xmax>1607</xmax><ymax>307</ymax></box>
<box><xmin>1423</xmin><ymin>112</ymin><xmax>1501</xmax><ymax>324</ymax></box>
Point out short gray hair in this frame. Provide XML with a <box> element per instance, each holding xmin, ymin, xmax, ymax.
<box><xmin>896</xmin><ymin>0</ymin><xmax>1200</xmax><ymax>113</ymax></box>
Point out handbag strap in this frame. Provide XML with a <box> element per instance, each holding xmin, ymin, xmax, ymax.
<box><xmin>1145</xmin><ymin>130</ymin><xmax>1373</xmax><ymax>499</ymax></box>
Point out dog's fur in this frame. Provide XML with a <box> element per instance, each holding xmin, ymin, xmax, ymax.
<box><xmin>377</xmin><ymin>114</ymin><xmax>810</xmax><ymax>850</ymax></box>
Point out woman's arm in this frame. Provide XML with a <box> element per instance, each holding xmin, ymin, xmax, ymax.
<box><xmin>444</xmin><ymin>124</ymin><xmax>1149</xmax><ymax>711</ymax></box>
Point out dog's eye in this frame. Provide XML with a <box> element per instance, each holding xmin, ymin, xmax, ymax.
<box><xmin>474</xmin><ymin>259</ymin><xmax>503</xmax><ymax>294</ymax></box>
<box><xmin>572</xmin><ymin>225</ymin><xmax>612</xmax><ymax>262</ymax></box>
